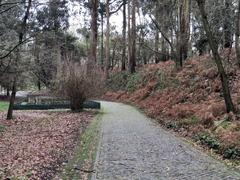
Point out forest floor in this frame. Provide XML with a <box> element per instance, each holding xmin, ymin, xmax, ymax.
<box><xmin>0</xmin><ymin>109</ymin><xmax>96</xmax><ymax>179</ymax></box>
<box><xmin>104</xmin><ymin>51</ymin><xmax>240</xmax><ymax>167</ymax></box>
<box><xmin>92</xmin><ymin>101</ymin><xmax>240</xmax><ymax>179</ymax></box>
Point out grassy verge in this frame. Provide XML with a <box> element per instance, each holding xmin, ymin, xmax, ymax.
<box><xmin>58</xmin><ymin>111</ymin><xmax>103</xmax><ymax>180</ymax></box>
<box><xmin>0</xmin><ymin>101</ymin><xmax>8</xmax><ymax>111</ymax></box>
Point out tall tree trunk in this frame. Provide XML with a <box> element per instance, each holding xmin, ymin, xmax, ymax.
<box><xmin>178</xmin><ymin>0</ymin><xmax>191</xmax><ymax>69</ymax></box>
<box><xmin>224</xmin><ymin>0</ymin><xmax>232</xmax><ymax>48</ymax></box>
<box><xmin>170</xmin><ymin>27</ymin><xmax>174</xmax><ymax>60</ymax></box>
<box><xmin>105</xmin><ymin>0</ymin><xmax>110</xmax><ymax>78</ymax></box>
<box><xmin>196</xmin><ymin>0</ymin><xmax>235</xmax><ymax>113</ymax></box>
<box><xmin>155</xmin><ymin>2</ymin><xmax>159</xmax><ymax>64</ymax></box>
<box><xmin>138</xmin><ymin>32</ymin><xmax>142</xmax><ymax>64</ymax></box>
<box><xmin>101</xmin><ymin>11</ymin><xmax>104</xmax><ymax>69</ymax></box>
<box><xmin>129</xmin><ymin>0</ymin><xmax>136</xmax><ymax>74</ymax></box>
<box><xmin>37</xmin><ymin>80</ymin><xmax>41</xmax><ymax>91</ymax></box>
<box><xmin>111</xmin><ymin>41</ymin><xmax>117</xmax><ymax>69</ymax></box>
<box><xmin>128</xmin><ymin>0</ymin><xmax>132</xmax><ymax>71</ymax></box>
<box><xmin>88</xmin><ymin>0</ymin><xmax>98</xmax><ymax>73</ymax></box>
<box><xmin>7</xmin><ymin>0</ymin><xmax>32</xmax><ymax>120</ymax></box>
<box><xmin>235</xmin><ymin>0</ymin><xmax>240</xmax><ymax>67</ymax></box>
<box><xmin>6</xmin><ymin>87</ymin><xmax>10</xmax><ymax>97</ymax></box>
<box><xmin>155</xmin><ymin>34</ymin><xmax>160</xmax><ymax>63</ymax></box>
<box><xmin>161</xmin><ymin>38</ymin><xmax>167</xmax><ymax>61</ymax></box>
<box><xmin>121</xmin><ymin>0</ymin><xmax>126</xmax><ymax>71</ymax></box>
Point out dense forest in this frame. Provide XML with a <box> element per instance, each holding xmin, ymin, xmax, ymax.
<box><xmin>0</xmin><ymin>0</ymin><xmax>240</xmax><ymax>179</ymax></box>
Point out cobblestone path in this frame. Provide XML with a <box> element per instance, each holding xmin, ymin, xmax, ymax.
<box><xmin>92</xmin><ymin>101</ymin><xmax>240</xmax><ymax>180</ymax></box>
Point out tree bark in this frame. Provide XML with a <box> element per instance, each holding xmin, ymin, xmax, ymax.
<box><xmin>121</xmin><ymin>0</ymin><xmax>126</xmax><ymax>71</ymax></box>
<box><xmin>37</xmin><ymin>80</ymin><xmax>41</xmax><ymax>91</ymax></box>
<box><xmin>105</xmin><ymin>0</ymin><xmax>110</xmax><ymax>78</ymax></box>
<box><xmin>111</xmin><ymin>40</ymin><xmax>117</xmax><ymax>69</ymax></box>
<box><xmin>7</xmin><ymin>0</ymin><xmax>32</xmax><ymax>120</ymax></box>
<box><xmin>100</xmin><ymin>10</ymin><xmax>104</xmax><ymax>69</ymax></box>
<box><xmin>128</xmin><ymin>0</ymin><xmax>132</xmax><ymax>71</ymax></box>
<box><xmin>88</xmin><ymin>0</ymin><xmax>98</xmax><ymax>73</ymax></box>
<box><xmin>236</xmin><ymin>0</ymin><xmax>240</xmax><ymax>67</ymax></box>
<box><xmin>155</xmin><ymin>2</ymin><xmax>159</xmax><ymax>64</ymax></box>
<box><xmin>6</xmin><ymin>87</ymin><xmax>10</xmax><ymax>97</ymax></box>
<box><xmin>178</xmin><ymin>0</ymin><xmax>191</xmax><ymax>69</ymax></box>
<box><xmin>128</xmin><ymin>0</ymin><xmax>136</xmax><ymax>74</ymax></box>
<box><xmin>161</xmin><ymin>38</ymin><xmax>168</xmax><ymax>61</ymax></box>
<box><xmin>224</xmin><ymin>0</ymin><xmax>232</xmax><ymax>48</ymax></box>
<box><xmin>196</xmin><ymin>0</ymin><xmax>235</xmax><ymax>113</ymax></box>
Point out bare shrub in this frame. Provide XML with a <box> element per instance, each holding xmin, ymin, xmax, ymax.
<box><xmin>55</xmin><ymin>59</ymin><xmax>104</xmax><ymax>111</ymax></box>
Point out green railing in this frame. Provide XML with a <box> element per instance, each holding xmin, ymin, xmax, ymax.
<box><xmin>13</xmin><ymin>101</ymin><xmax>101</xmax><ymax>110</ymax></box>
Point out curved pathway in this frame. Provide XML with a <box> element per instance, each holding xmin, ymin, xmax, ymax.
<box><xmin>92</xmin><ymin>101</ymin><xmax>240</xmax><ymax>180</ymax></box>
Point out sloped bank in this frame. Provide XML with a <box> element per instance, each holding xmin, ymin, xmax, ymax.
<box><xmin>104</xmin><ymin>54</ymin><xmax>240</xmax><ymax>167</ymax></box>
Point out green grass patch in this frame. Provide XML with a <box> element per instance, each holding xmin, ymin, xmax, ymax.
<box><xmin>59</xmin><ymin>112</ymin><xmax>103</xmax><ymax>180</ymax></box>
<box><xmin>0</xmin><ymin>101</ymin><xmax>9</xmax><ymax>111</ymax></box>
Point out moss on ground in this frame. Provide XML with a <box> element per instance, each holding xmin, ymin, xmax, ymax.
<box><xmin>59</xmin><ymin>111</ymin><xmax>103</xmax><ymax>180</ymax></box>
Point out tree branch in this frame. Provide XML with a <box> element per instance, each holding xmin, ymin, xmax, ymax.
<box><xmin>0</xmin><ymin>5</ymin><xmax>17</xmax><ymax>14</ymax></box>
<box><xmin>0</xmin><ymin>1</ymin><xmax>22</xmax><ymax>7</ymax></box>
<box><xmin>149</xmin><ymin>14</ymin><xmax>177</xmax><ymax>59</ymax></box>
<box><xmin>142</xmin><ymin>43</ymin><xmax>174</xmax><ymax>59</ymax></box>
<box><xmin>110</xmin><ymin>2</ymin><xmax>125</xmax><ymax>16</ymax></box>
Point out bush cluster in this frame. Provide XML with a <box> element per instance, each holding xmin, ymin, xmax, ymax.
<box><xmin>56</xmin><ymin>63</ymin><xmax>104</xmax><ymax>111</ymax></box>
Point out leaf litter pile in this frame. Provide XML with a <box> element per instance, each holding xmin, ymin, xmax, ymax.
<box><xmin>105</xmin><ymin>51</ymin><xmax>240</xmax><ymax>164</ymax></box>
<box><xmin>0</xmin><ymin>110</ymin><xmax>94</xmax><ymax>179</ymax></box>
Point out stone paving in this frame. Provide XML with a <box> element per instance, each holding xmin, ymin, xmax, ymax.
<box><xmin>92</xmin><ymin>101</ymin><xmax>240</xmax><ymax>180</ymax></box>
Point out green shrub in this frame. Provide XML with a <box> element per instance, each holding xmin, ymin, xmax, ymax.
<box><xmin>197</xmin><ymin>132</ymin><xmax>220</xmax><ymax>150</ymax></box>
<box><xmin>165</xmin><ymin>121</ymin><xmax>178</xmax><ymax>129</ymax></box>
<box><xmin>223</xmin><ymin>147</ymin><xmax>240</xmax><ymax>160</ymax></box>
<box><xmin>126</xmin><ymin>73</ymin><xmax>141</xmax><ymax>92</ymax></box>
<box><xmin>107</xmin><ymin>72</ymin><xmax>141</xmax><ymax>92</ymax></box>
<box><xmin>107</xmin><ymin>72</ymin><xmax>129</xmax><ymax>91</ymax></box>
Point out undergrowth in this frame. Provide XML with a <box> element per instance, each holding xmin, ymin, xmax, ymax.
<box><xmin>156</xmin><ymin>71</ymin><xmax>180</xmax><ymax>90</ymax></box>
<box><xmin>107</xmin><ymin>72</ymin><xmax>141</xmax><ymax>92</ymax></box>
